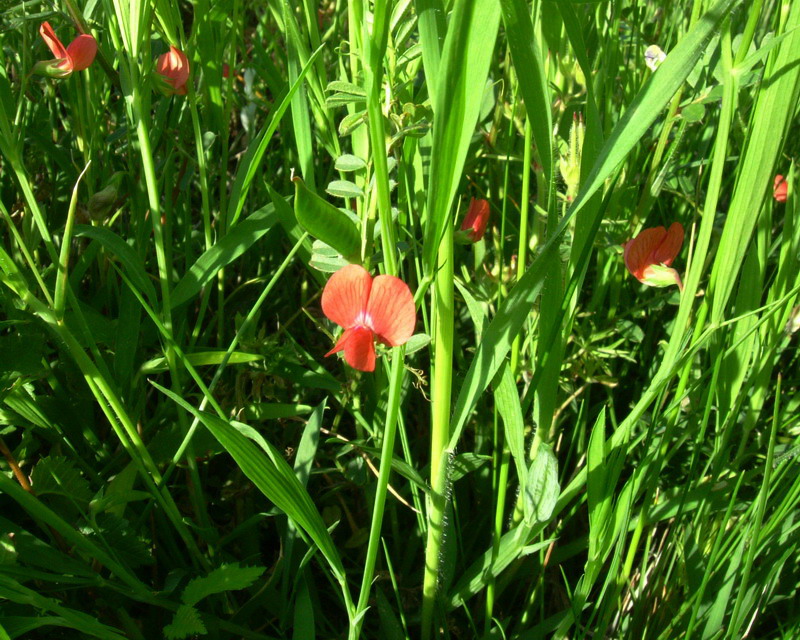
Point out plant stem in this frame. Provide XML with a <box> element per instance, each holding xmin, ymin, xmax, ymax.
<box><xmin>422</xmin><ymin>221</ymin><xmax>454</xmax><ymax>639</ymax></box>
<box><xmin>352</xmin><ymin>349</ymin><xmax>406</xmax><ymax>639</ymax></box>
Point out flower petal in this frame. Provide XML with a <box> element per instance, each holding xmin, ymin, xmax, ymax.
<box><xmin>343</xmin><ymin>326</ymin><xmax>376</xmax><ymax>371</ymax></box>
<box><xmin>774</xmin><ymin>174</ymin><xmax>788</xmax><ymax>203</ymax></box>
<box><xmin>321</xmin><ymin>264</ymin><xmax>372</xmax><ymax>329</ymax></box>
<box><xmin>324</xmin><ymin>327</ymin><xmax>352</xmax><ymax>357</ymax></box>
<box><xmin>39</xmin><ymin>22</ymin><xmax>68</xmax><ymax>60</ymax></box>
<box><xmin>157</xmin><ymin>46</ymin><xmax>190</xmax><ymax>93</ymax></box>
<box><xmin>365</xmin><ymin>274</ymin><xmax>416</xmax><ymax>347</ymax></box>
<box><xmin>650</xmin><ymin>222</ymin><xmax>684</xmax><ymax>266</ymax></box>
<box><xmin>461</xmin><ymin>198</ymin><xmax>490</xmax><ymax>242</ymax></box>
<box><xmin>66</xmin><ymin>34</ymin><xmax>97</xmax><ymax>71</ymax></box>
<box><xmin>325</xmin><ymin>326</ymin><xmax>376</xmax><ymax>371</ymax></box>
<box><xmin>624</xmin><ymin>226</ymin><xmax>666</xmax><ymax>280</ymax></box>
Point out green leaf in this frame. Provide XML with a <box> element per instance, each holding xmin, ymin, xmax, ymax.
<box><xmin>448</xmin><ymin>0</ymin><xmax>741</xmax><ymax>452</ymax></box>
<box><xmin>500</xmin><ymin>0</ymin><xmax>554</xmax><ymax>191</ymax></box>
<box><xmin>74</xmin><ymin>226</ymin><xmax>157</xmax><ymax>305</ymax></box>
<box><xmin>29</xmin><ymin>456</ymin><xmax>92</xmax><ymax>505</ymax></box>
<box><xmin>522</xmin><ymin>443</ymin><xmax>560</xmax><ymax>525</ymax></box>
<box><xmin>422</xmin><ymin>0</ymin><xmax>502</xmax><ymax>272</ymax></box>
<box><xmin>334</xmin><ymin>154</ymin><xmax>367</xmax><ymax>172</ymax></box>
<box><xmin>326</xmin><ymin>180</ymin><xmax>365</xmax><ymax>199</ymax></box>
<box><xmin>294</xmin><ymin>400</ymin><xmax>324</xmax><ymax>488</ymax></box>
<box><xmin>681</xmin><ymin>102</ymin><xmax>706</xmax><ymax>123</ymax></box>
<box><xmin>293</xmin><ymin>177</ymin><xmax>361</xmax><ymax>261</ymax></box>
<box><xmin>82</xmin><ymin>514</ymin><xmax>153</xmax><ymax>569</ymax></box>
<box><xmin>182</xmin><ymin>563</ymin><xmax>266</xmax><ymax>606</ymax></box>
<box><xmin>338</xmin><ymin>110</ymin><xmax>368</xmax><ymax>136</ymax></box>
<box><xmin>163</xmin><ymin>605</ymin><xmax>207</xmax><ymax>640</ymax></box>
<box><xmin>227</xmin><ymin>45</ymin><xmax>326</xmax><ymax>227</ymax></box>
<box><xmin>404</xmin><ymin>333</ymin><xmax>431</xmax><ymax>355</ymax></box>
<box><xmin>326</xmin><ymin>80</ymin><xmax>367</xmax><ymax>96</ymax></box>
<box><xmin>171</xmin><ymin>204</ymin><xmax>277</xmax><ymax>308</ymax></box>
<box><xmin>151</xmin><ymin>383</ymin><xmax>351</xmax><ymax>595</ymax></box>
<box><xmin>139</xmin><ymin>351</ymin><xmax>263</xmax><ymax>374</ymax></box>
<box><xmin>493</xmin><ymin>364</ymin><xmax>528</xmax><ymax>497</ymax></box>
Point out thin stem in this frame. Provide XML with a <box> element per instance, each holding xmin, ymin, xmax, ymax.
<box><xmin>422</xmin><ymin>221</ymin><xmax>454</xmax><ymax>639</ymax></box>
<box><xmin>352</xmin><ymin>349</ymin><xmax>406</xmax><ymax>639</ymax></box>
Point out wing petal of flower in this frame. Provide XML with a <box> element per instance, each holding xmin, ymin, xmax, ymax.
<box><xmin>338</xmin><ymin>326</ymin><xmax>377</xmax><ymax>371</ymax></box>
<box><xmin>366</xmin><ymin>274</ymin><xmax>416</xmax><ymax>347</ymax></box>
<box><xmin>624</xmin><ymin>226</ymin><xmax>667</xmax><ymax>280</ymax></box>
<box><xmin>650</xmin><ymin>222</ymin><xmax>684</xmax><ymax>266</ymax></box>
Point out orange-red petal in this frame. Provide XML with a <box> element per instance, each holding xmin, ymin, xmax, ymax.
<box><xmin>461</xmin><ymin>198</ymin><xmax>490</xmax><ymax>242</ymax></box>
<box><xmin>39</xmin><ymin>22</ymin><xmax>68</xmax><ymax>60</ymax></box>
<box><xmin>321</xmin><ymin>264</ymin><xmax>371</xmax><ymax>329</ymax></box>
<box><xmin>624</xmin><ymin>226</ymin><xmax>667</xmax><ymax>280</ymax></box>
<box><xmin>365</xmin><ymin>274</ymin><xmax>416</xmax><ymax>347</ymax></box>
<box><xmin>157</xmin><ymin>46</ymin><xmax>190</xmax><ymax>93</ymax></box>
<box><xmin>774</xmin><ymin>174</ymin><xmax>788</xmax><ymax>203</ymax></box>
<box><xmin>325</xmin><ymin>326</ymin><xmax>376</xmax><ymax>371</ymax></box>
<box><xmin>650</xmin><ymin>221</ymin><xmax>684</xmax><ymax>266</ymax></box>
<box><xmin>66</xmin><ymin>34</ymin><xmax>97</xmax><ymax>71</ymax></box>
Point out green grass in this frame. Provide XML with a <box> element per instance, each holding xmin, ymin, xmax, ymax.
<box><xmin>1</xmin><ymin>0</ymin><xmax>800</xmax><ymax>638</ymax></box>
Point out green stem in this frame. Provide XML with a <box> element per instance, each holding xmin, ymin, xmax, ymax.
<box><xmin>362</xmin><ymin>0</ymin><xmax>397</xmax><ymax>274</ymax></box>
<box><xmin>351</xmin><ymin>349</ymin><xmax>406</xmax><ymax>639</ymax></box>
<box><xmin>422</xmin><ymin>222</ymin><xmax>454</xmax><ymax>639</ymax></box>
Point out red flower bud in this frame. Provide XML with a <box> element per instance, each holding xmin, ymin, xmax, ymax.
<box><xmin>459</xmin><ymin>198</ymin><xmax>490</xmax><ymax>243</ymax></box>
<box><xmin>774</xmin><ymin>174</ymin><xmax>788</xmax><ymax>203</ymax></box>
<box><xmin>156</xmin><ymin>46</ymin><xmax>190</xmax><ymax>96</ymax></box>
<box><xmin>623</xmin><ymin>222</ymin><xmax>684</xmax><ymax>291</ymax></box>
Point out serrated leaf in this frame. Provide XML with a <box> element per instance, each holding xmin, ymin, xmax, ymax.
<box><xmin>163</xmin><ymin>604</ymin><xmax>207</xmax><ymax>640</ymax></box>
<box><xmin>326</xmin><ymin>180</ymin><xmax>365</xmax><ymax>199</ymax></box>
<box><xmin>30</xmin><ymin>456</ymin><xmax>92</xmax><ymax>505</ymax></box>
<box><xmin>182</xmin><ymin>563</ymin><xmax>266</xmax><ymax>606</ymax></box>
<box><xmin>83</xmin><ymin>514</ymin><xmax>153</xmax><ymax>568</ymax></box>
<box><xmin>523</xmin><ymin>443</ymin><xmax>560</xmax><ymax>525</ymax></box>
<box><xmin>334</xmin><ymin>154</ymin><xmax>367</xmax><ymax>172</ymax></box>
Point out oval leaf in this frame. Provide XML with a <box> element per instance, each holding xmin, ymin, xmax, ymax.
<box><xmin>523</xmin><ymin>443</ymin><xmax>560</xmax><ymax>525</ymax></box>
<box><xmin>334</xmin><ymin>154</ymin><xmax>367</xmax><ymax>172</ymax></box>
<box><xmin>326</xmin><ymin>180</ymin><xmax>365</xmax><ymax>199</ymax></box>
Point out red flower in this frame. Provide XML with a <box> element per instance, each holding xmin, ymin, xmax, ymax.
<box><xmin>459</xmin><ymin>198</ymin><xmax>490</xmax><ymax>243</ymax></box>
<box><xmin>322</xmin><ymin>264</ymin><xmax>416</xmax><ymax>372</ymax></box>
<box><xmin>774</xmin><ymin>174</ymin><xmax>788</xmax><ymax>203</ymax></box>
<box><xmin>35</xmin><ymin>22</ymin><xmax>97</xmax><ymax>78</ymax></box>
<box><xmin>156</xmin><ymin>46</ymin><xmax>190</xmax><ymax>96</ymax></box>
<box><xmin>623</xmin><ymin>222</ymin><xmax>684</xmax><ymax>290</ymax></box>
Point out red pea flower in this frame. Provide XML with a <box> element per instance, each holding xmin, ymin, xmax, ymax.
<box><xmin>322</xmin><ymin>264</ymin><xmax>416</xmax><ymax>372</ymax></box>
<box><xmin>774</xmin><ymin>174</ymin><xmax>788</xmax><ymax>203</ymax></box>
<box><xmin>35</xmin><ymin>22</ymin><xmax>97</xmax><ymax>78</ymax></box>
<box><xmin>155</xmin><ymin>46</ymin><xmax>190</xmax><ymax>96</ymax></box>
<box><xmin>457</xmin><ymin>198</ymin><xmax>490</xmax><ymax>243</ymax></box>
<box><xmin>623</xmin><ymin>222</ymin><xmax>684</xmax><ymax>291</ymax></box>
